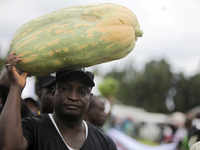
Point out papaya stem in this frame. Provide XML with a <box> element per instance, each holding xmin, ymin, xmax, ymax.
<box><xmin>135</xmin><ymin>27</ymin><xmax>143</xmax><ymax>37</ymax></box>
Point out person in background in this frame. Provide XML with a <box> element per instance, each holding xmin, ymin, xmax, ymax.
<box><xmin>0</xmin><ymin>52</ymin><xmax>117</xmax><ymax>150</ymax></box>
<box><xmin>35</xmin><ymin>75</ymin><xmax>55</xmax><ymax>114</ymax></box>
<box><xmin>24</xmin><ymin>97</ymin><xmax>39</xmax><ymax>113</ymax></box>
<box><xmin>180</xmin><ymin>113</ymin><xmax>193</xmax><ymax>150</ymax></box>
<box><xmin>84</xmin><ymin>95</ymin><xmax>107</xmax><ymax>130</ymax></box>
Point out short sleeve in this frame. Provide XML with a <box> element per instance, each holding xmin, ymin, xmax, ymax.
<box><xmin>22</xmin><ymin>117</ymin><xmax>35</xmax><ymax>149</ymax></box>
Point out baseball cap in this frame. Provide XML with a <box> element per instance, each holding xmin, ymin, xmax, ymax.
<box><xmin>56</xmin><ymin>68</ymin><xmax>95</xmax><ymax>87</ymax></box>
<box><xmin>36</xmin><ymin>75</ymin><xmax>55</xmax><ymax>91</ymax></box>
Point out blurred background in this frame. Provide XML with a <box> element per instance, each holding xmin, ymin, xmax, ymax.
<box><xmin>1</xmin><ymin>0</ymin><xmax>200</xmax><ymax>149</ymax></box>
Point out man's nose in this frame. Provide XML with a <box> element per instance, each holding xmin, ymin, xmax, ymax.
<box><xmin>68</xmin><ymin>90</ymin><xmax>79</xmax><ymax>101</ymax></box>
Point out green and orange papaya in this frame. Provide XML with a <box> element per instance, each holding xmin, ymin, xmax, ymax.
<box><xmin>9</xmin><ymin>3</ymin><xmax>143</xmax><ymax>76</ymax></box>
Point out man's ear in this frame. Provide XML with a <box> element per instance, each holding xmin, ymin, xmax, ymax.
<box><xmin>89</xmin><ymin>93</ymin><xmax>93</xmax><ymax>103</ymax></box>
<box><xmin>86</xmin><ymin>93</ymin><xmax>93</xmax><ymax>111</ymax></box>
<box><xmin>36</xmin><ymin>90</ymin><xmax>42</xmax><ymax>97</ymax></box>
<box><xmin>36</xmin><ymin>90</ymin><xmax>42</xmax><ymax>102</ymax></box>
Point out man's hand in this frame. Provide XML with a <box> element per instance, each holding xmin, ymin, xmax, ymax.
<box><xmin>5</xmin><ymin>52</ymin><xmax>29</xmax><ymax>89</ymax></box>
<box><xmin>0</xmin><ymin>52</ymin><xmax>29</xmax><ymax>150</ymax></box>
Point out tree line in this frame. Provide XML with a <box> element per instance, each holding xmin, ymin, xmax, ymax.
<box><xmin>95</xmin><ymin>59</ymin><xmax>200</xmax><ymax>114</ymax></box>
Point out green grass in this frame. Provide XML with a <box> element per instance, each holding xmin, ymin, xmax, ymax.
<box><xmin>136</xmin><ymin>139</ymin><xmax>159</xmax><ymax>146</ymax></box>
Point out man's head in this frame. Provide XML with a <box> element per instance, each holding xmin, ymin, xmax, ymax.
<box><xmin>35</xmin><ymin>75</ymin><xmax>55</xmax><ymax>114</ymax></box>
<box><xmin>53</xmin><ymin>68</ymin><xmax>95</xmax><ymax>120</ymax></box>
<box><xmin>84</xmin><ymin>95</ymin><xmax>107</xmax><ymax>127</ymax></box>
<box><xmin>24</xmin><ymin>97</ymin><xmax>40</xmax><ymax>112</ymax></box>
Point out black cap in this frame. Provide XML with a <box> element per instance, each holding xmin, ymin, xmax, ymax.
<box><xmin>56</xmin><ymin>68</ymin><xmax>95</xmax><ymax>87</ymax></box>
<box><xmin>36</xmin><ymin>75</ymin><xmax>55</xmax><ymax>91</ymax></box>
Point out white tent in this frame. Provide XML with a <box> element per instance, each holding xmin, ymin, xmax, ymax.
<box><xmin>111</xmin><ymin>104</ymin><xmax>168</xmax><ymax>124</ymax></box>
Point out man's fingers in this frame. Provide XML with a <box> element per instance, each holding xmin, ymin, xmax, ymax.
<box><xmin>5</xmin><ymin>52</ymin><xmax>15</xmax><ymax>62</ymax></box>
<box><xmin>22</xmin><ymin>72</ymin><xmax>29</xmax><ymax>78</ymax></box>
<box><xmin>5</xmin><ymin>58</ymin><xmax>23</xmax><ymax>71</ymax></box>
<box><xmin>7</xmin><ymin>51</ymin><xmax>15</xmax><ymax>56</ymax></box>
<box><xmin>11</xmin><ymin>58</ymin><xmax>23</xmax><ymax>66</ymax></box>
<box><xmin>10</xmin><ymin>51</ymin><xmax>15</xmax><ymax>54</ymax></box>
<box><xmin>5</xmin><ymin>52</ymin><xmax>21</xmax><ymax>68</ymax></box>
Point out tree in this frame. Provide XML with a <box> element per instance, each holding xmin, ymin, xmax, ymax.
<box><xmin>132</xmin><ymin>59</ymin><xmax>173</xmax><ymax>113</ymax></box>
<box><xmin>103</xmin><ymin>59</ymin><xmax>139</xmax><ymax>106</ymax></box>
<box><xmin>102</xmin><ymin>58</ymin><xmax>200</xmax><ymax>113</ymax></box>
<box><xmin>173</xmin><ymin>74</ymin><xmax>200</xmax><ymax>112</ymax></box>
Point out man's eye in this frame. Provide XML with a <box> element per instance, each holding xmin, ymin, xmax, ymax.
<box><xmin>63</xmin><ymin>87</ymin><xmax>69</xmax><ymax>90</ymax></box>
<box><xmin>79</xmin><ymin>90</ymin><xmax>87</xmax><ymax>95</ymax></box>
<box><xmin>61</xmin><ymin>87</ymin><xmax>70</xmax><ymax>92</ymax></box>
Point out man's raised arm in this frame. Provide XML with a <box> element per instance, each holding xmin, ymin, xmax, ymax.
<box><xmin>0</xmin><ymin>52</ymin><xmax>28</xmax><ymax>150</ymax></box>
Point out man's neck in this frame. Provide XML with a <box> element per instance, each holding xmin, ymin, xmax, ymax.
<box><xmin>53</xmin><ymin>112</ymin><xmax>84</xmax><ymax>130</ymax></box>
<box><xmin>52</xmin><ymin>113</ymin><xmax>86</xmax><ymax>149</ymax></box>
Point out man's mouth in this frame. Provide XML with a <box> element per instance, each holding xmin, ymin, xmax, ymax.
<box><xmin>64</xmin><ymin>104</ymin><xmax>80</xmax><ymax>109</ymax></box>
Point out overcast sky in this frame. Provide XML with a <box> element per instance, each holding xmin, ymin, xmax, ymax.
<box><xmin>0</xmin><ymin>0</ymin><xmax>200</xmax><ymax>77</ymax></box>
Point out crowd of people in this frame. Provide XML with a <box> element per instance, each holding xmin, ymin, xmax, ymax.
<box><xmin>102</xmin><ymin>106</ymin><xmax>200</xmax><ymax>150</ymax></box>
<box><xmin>1</xmin><ymin>52</ymin><xmax>200</xmax><ymax>150</ymax></box>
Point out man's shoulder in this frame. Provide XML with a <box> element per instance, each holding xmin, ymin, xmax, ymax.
<box><xmin>86</xmin><ymin>122</ymin><xmax>113</xmax><ymax>140</ymax></box>
<box><xmin>86</xmin><ymin>122</ymin><xmax>104</xmax><ymax>133</ymax></box>
<box><xmin>22</xmin><ymin>113</ymin><xmax>56</xmax><ymax>135</ymax></box>
<box><xmin>22</xmin><ymin>113</ymin><xmax>51</xmax><ymax>124</ymax></box>
<box><xmin>85</xmin><ymin>122</ymin><xmax>117</xmax><ymax>149</ymax></box>
<box><xmin>22</xmin><ymin>113</ymin><xmax>49</xmax><ymax>119</ymax></box>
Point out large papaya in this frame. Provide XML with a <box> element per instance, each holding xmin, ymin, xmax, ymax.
<box><xmin>9</xmin><ymin>3</ymin><xmax>143</xmax><ymax>76</ymax></box>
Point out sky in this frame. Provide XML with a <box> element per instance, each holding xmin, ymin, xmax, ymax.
<box><xmin>0</xmin><ymin>0</ymin><xmax>200</xmax><ymax>78</ymax></box>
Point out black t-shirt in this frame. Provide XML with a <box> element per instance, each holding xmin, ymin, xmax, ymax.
<box><xmin>21</xmin><ymin>101</ymin><xmax>37</xmax><ymax>118</ymax></box>
<box><xmin>22</xmin><ymin>114</ymin><xmax>117</xmax><ymax>150</ymax></box>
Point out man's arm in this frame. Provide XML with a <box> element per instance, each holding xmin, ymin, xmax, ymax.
<box><xmin>0</xmin><ymin>66</ymin><xmax>37</xmax><ymax>117</ymax></box>
<box><xmin>0</xmin><ymin>52</ymin><xmax>28</xmax><ymax>150</ymax></box>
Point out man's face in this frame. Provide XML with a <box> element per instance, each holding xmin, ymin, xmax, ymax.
<box><xmin>53</xmin><ymin>78</ymin><xmax>92</xmax><ymax>118</ymax></box>
<box><xmin>89</xmin><ymin>97</ymin><xmax>107</xmax><ymax>127</ymax></box>
<box><xmin>39</xmin><ymin>86</ymin><xmax>54</xmax><ymax>114</ymax></box>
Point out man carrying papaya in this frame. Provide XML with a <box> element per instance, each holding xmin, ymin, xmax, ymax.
<box><xmin>0</xmin><ymin>52</ymin><xmax>117</xmax><ymax>150</ymax></box>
